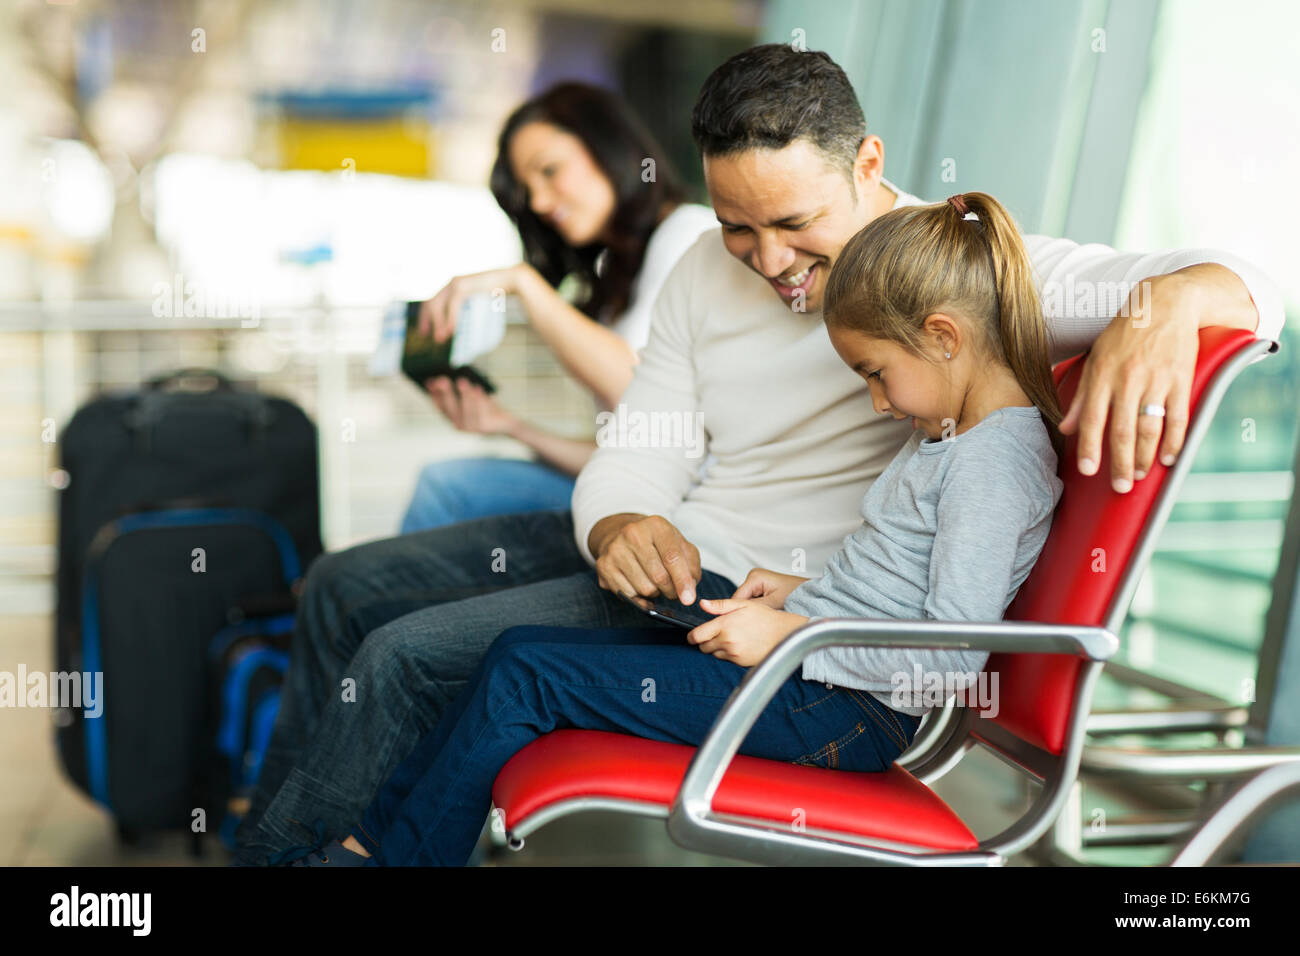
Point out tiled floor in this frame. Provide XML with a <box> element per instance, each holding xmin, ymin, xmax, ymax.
<box><xmin>1</xmin><ymin>610</ymin><xmax>1047</xmax><ymax>867</ymax></box>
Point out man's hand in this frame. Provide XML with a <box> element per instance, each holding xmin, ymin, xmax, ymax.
<box><xmin>591</xmin><ymin>514</ymin><xmax>702</xmax><ymax>605</ymax></box>
<box><xmin>730</xmin><ymin>567</ymin><xmax>811</xmax><ymax>609</ymax></box>
<box><xmin>1058</xmin><ymin>264</ymin><xmax>1258</xmax><ymax>493</ymax></box>
<box><xmin>688</xmin><ymin>598</ymin><xmax>809</xmax><ymax>667</ymax></box>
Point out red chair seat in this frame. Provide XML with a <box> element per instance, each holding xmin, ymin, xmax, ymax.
<box><xmin>493</xmin><ymin>729</ymin><xmax>979</xmax><ymax>852</ymax></box>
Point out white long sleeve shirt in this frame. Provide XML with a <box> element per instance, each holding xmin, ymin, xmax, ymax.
<box><xmin>608</xmin><ymin>203</ymin><xmax>719</xmax><ymax>353</ymax></box>
<box><xmin>571</xmin><ymin>180</ymin><xmax>1285</xmax><ymax>588</ymax></box>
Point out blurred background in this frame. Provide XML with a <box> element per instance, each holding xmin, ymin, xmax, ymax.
<box><xmin>1</xmin><ymin>0</ymin><xmax>1298</xmax><ymax>866</ymax></box>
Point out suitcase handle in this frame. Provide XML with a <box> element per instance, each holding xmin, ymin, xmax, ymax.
<box><xmin>146</xmin><ymin>368</ymin><xmax>236</xmax><ymax>393</ymax></box>
<box><xmin>126</xmin><ymin>377</ymin><xmax>275</xmax><ymax>451</ymax></box>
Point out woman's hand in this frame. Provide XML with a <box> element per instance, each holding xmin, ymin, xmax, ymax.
<box><xmin>419</xmin><ymin>264</ymin><xmax>532</xmax><ymax>343</ymax></box>
<box><xmin>425</xmin><ymin>377</ymin><xmax>518</xmax><ymax>435</ymax></box>
<box><xmin>687</xmin><ymin>598</ymin><xmax>810</xmax><ymax>667</ymax></box>
<box><xmin>730</xmin><ymin>567</ymin><xmax>811</xmax><ymax>609</ymax></box>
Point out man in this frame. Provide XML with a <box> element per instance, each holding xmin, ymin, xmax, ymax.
<box><xmin>235</xmin><ymin>44</ymin><xmax>1282</xmax><ymax>864</ymax></box>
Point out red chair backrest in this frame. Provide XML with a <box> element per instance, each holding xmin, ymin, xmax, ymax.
<box><xmin>991</xmin><ymin>327</ymin><xmax>1260</xmax><ymax>754</ymax></box>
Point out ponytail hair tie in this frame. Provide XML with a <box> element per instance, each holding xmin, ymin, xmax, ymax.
<box><xmin>949</xmin><ymin>192</ymin><xmax>1002</xmax><ymax>328</ymax></box>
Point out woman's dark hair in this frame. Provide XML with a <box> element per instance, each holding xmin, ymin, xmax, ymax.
<box><xmin>489</xmin><ymin>82</ymin><xmax>686</xmax><ymax>322</ymax></box>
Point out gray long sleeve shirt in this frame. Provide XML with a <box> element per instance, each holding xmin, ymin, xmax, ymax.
<box><xmin>785</xmin><ymin>406</ymin><xmax>1063</xmax><ymax>717</ymax></box>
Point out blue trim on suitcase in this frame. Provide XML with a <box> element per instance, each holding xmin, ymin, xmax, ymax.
<box><xmin>217</xmin><ymin>646</ymin><xmax>289</xmax><ymax>770</ymax></box>
<box><xmin>216</xmin><ymin>684</ymin><xmax>285</xmax><ymax>853</ymax></box>
<box><xmin>80</xmin><ymin>573</ymin><xmax>107</xmax><ymax>805</ymax></box>
<box><xmin>208</xmin><ymin>613</ymin><xmax>296</xmax><ymax>663</ymax></box>
<box><xmin>247</xmin><ymin>688</ymin><xmax>283</xmax><ymax>786</ymax></box>
<box><xmin>80</xmin><ymin>508</ymin><xmax>302</xmax><ymax>810</ymax></box>
<box><xmin>105</xmin><ymin>508</ymin><xmax>301</xmax><ymax>584</ymax></box>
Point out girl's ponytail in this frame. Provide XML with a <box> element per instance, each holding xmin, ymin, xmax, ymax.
<box><xmin>958</xmin><ymin>192</ymin><xmax>1063</xmax><ymax>459</ymax></box>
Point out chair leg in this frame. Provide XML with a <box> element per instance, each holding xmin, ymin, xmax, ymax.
<box><xmin>1170</xmin><ymin>763</ymin><xmax>1300</xmax><ymax>865</ymax></box>
<box><xmin>1053</xmin><ymin>780</ymin><xmax>1084</xmax><ymax>857</ymax></box>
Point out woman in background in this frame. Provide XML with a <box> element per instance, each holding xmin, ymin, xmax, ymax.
<box><xmin>401</xmin><ymin>82</ymin><xmax>716</xmax><ymax>533</ymax></box>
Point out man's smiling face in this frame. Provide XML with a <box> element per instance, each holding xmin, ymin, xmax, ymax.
<box><xmin>704</xmin><ymin>137</ymin><xmax>886</xmax><ymax>313</ymax></box>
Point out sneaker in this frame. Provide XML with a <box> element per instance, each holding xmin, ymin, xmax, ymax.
<box><xmin>286</xmin><ymin>839</ymin><xmax>370</xmax><ymax>867</ymax></box>
<box><xmin>256</xmin><ymin>819</ymin><xmax>352</xmax><ymax>867</ymax></box>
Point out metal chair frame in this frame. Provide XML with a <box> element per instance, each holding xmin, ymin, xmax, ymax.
<box><xmin>498</xmin><ymin>336</ymin><xmax>1278</xmax><ymax>866</ymax></box>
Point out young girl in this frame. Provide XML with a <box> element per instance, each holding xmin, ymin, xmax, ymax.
<box><xmin>282</xmin><ymin>191</ymin><xmax>1066</xmax><ymax>866</ymax></box>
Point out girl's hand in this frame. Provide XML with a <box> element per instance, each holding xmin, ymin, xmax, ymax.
<box><xmin>730</xmin><ymin>567</ymin><xmax>811</xmax><ymax>609</ymax></box>
<box><xmin>419</xmin><ymin>264</ymin><xmax>530</xmax><ymax>343</ymax></box>
<box><xmin>687</xmin><ymin>598</ymin><xmax>810</xmax><ymax>667</ymax></box>
<box><xmin>425</xmin><ymin>377</ymin><xmax>518</xmax><ymax>435</ymax></box>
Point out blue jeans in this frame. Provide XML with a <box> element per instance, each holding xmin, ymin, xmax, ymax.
<box><xmin>352</xmin><ymin>624</ymin><xmax>923</xmax><ymax>866</ymax></box>
<box><xmin>400</xmin><ymin>457</ymin><xmax>576</xmax><ymax>533</ymax></box>
<box><xmin>233</xmin><ymin>508</ymin><xmax>740</xmax><ymax>865</ymax></box>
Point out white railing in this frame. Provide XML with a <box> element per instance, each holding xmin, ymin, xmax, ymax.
<box><xmin>0</xmin><ymin>299</ymin><xmax>592</xmax><ymax>613</ymax></box>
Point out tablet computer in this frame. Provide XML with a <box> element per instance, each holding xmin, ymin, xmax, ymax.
<box><xmin>618</xmin><ymin>592</ymin><xmax>716</xmax><ymax>630</ymax></box>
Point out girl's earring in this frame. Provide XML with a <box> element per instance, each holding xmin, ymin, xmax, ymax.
<box><xmin>944</xmin><ymin>351</ymin><xmax>951</xmax><ymax>359</ymax></box>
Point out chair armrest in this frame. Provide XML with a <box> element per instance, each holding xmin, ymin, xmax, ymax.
<box><xmin>667</xmin><ymin>618</ymin><xmax>1117</xmax><ymax>864</ymax></box>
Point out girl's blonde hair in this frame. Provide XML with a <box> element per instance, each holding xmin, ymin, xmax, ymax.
<box><xmin>824</xmin><ymin>191</ymin><xmax>1062</xmax><ymax>459</ymax></box>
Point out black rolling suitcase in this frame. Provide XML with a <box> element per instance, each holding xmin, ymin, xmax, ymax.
<box><xmin>53</xmin><ymin>368</ymin><xmax>322</xmax><ymax>839</ymax></box>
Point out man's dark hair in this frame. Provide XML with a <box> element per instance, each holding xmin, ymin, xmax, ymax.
<box><xmin>690</xmin><ymin>44</ymin><xmax>866</xmax><ymax>178</ymax></box>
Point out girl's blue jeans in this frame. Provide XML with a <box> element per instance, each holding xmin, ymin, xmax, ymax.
<box><xmin>400</xmin><ymin>457</ymin><xmax>576</xmax><ymax>533</ymax></box>
<box><xmin>351</xmin><ymin>622</ymin><xmax>924</xmax><ymax>865</ymax></box>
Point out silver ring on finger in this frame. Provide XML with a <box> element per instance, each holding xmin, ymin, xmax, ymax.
<box><xmin>1138</xmin><ymin>403</ymin><xmax>1166</xmax><ymax>418</ymax></box>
